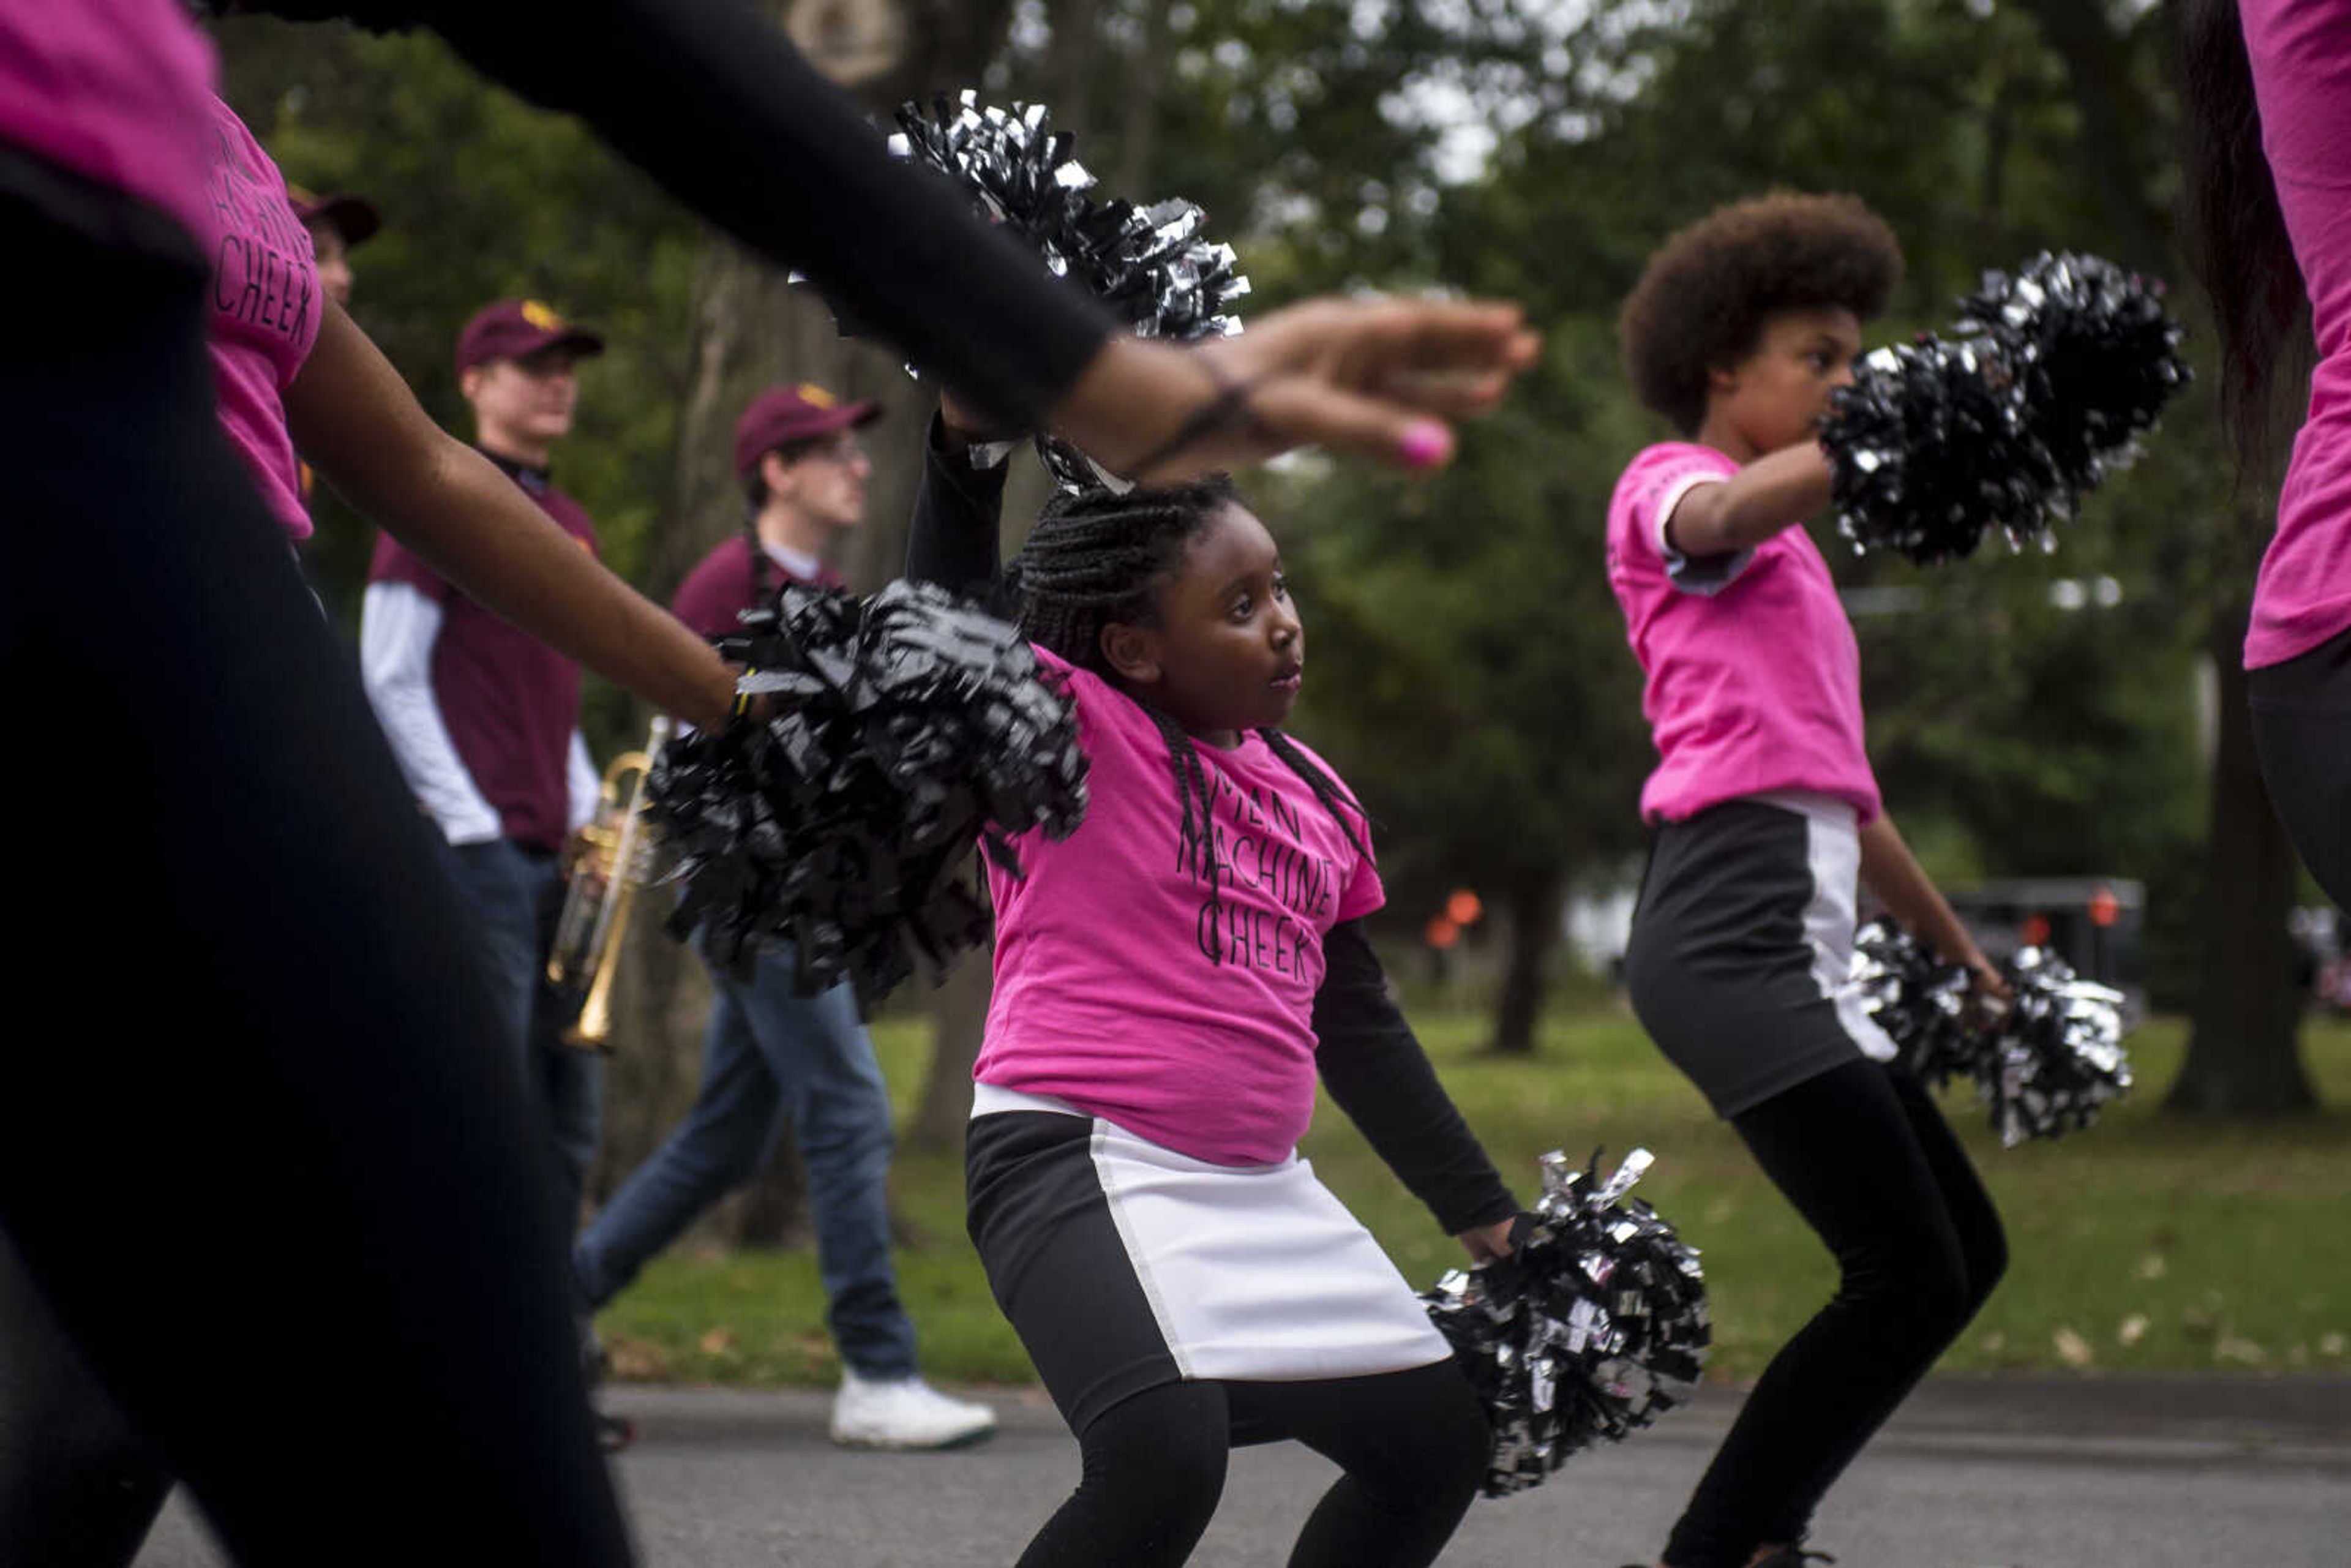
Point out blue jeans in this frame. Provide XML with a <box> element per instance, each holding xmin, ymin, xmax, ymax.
<box><xmin>572</xmin><ymin>939</ymin><xmax>917</xmax><ymax>1379</ymax></box>
<box><xmin>444</xmin><ymin>838</ymin><xmax>606</xmax><ymax>1230</ymax></box>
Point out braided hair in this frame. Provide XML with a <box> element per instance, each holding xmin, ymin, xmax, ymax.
<box><xmin>1007</xmin><ymin>482</ymin><xmax>1371</xmax><ymax>959</ymax></box>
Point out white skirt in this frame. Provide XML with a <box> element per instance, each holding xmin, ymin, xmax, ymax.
<box><xmin>966</xmin><ymin>1083</ymin><xmax>1452</xmax><ymax>1431</ymax></box>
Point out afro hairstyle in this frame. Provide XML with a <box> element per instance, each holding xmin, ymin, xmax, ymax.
<box><xmin>1618</xmin><ymin>192</ymin><xmax>1903</xmax><ymax>435</ymax></box>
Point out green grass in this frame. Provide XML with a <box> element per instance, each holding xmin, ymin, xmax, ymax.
<box><xmin>596</xmin><ymin>1007</ymin><xmax>2351</xmax><ymax>1389</ymax></box>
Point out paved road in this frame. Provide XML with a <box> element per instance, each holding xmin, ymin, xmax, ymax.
<box><xmin>135</xmin><ymin>1377</ymin><xmax>2351</xmax><ymax>1566</ymax></box>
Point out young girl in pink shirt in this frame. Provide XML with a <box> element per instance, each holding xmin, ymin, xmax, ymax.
<box><xmin>1605</xmin><ymin>193</ymin><xmax>2011</xmax><ymax>1568</ymax></box>
<box><xmin>908</xmin><ymin>399</ymin><xmax>1520</xmax><ymax>1567</ymax></box>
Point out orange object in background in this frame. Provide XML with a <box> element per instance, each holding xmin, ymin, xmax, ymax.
<box><xmin>2020</xmin><ymin>912</ymin><xmax>2052</xmax><ymax>946</ymax></box>
<box><xmin>1445</xmin><ymin>888</ymin><xmax>1483</xmax><ymax>926</ymax></box>
<box><xmin>1425</xmin><ymin>915</ymin><xmax>1461</xmax><ymax>950</ymax></box>
<box><xmin>2089</xmin><ymin>885</ymin><xmax>2120</xmax><ymax>929</ymax></box>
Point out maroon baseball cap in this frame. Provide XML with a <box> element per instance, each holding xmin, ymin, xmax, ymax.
<box><xmin>733</xmin><ymin>383</ymin><xmax>881</xmax><ymax>476</ymax></box>
<box><xmin>455</xmin><ymin>299</ymin><xmax>607</xmax><ymax>373</ymax></box>
<box><xmin>287</xmin><ymin>184</ymin><xmax>380</xmax><ymax>247</ymax></box>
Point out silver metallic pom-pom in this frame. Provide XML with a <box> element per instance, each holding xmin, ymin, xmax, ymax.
<box><xmin>1848</xmin><ymin>920</ymin><xmax>2133</xmax><ymax>1146</ymax></box>
<box><xmin>887</xmin><ymin>91</ymin><xmax>1251</xmax><ymax>491</ymax></box>
<box><xmin>1422</xmin><ymin>1149</ymin><xmax>1709</xmax><ymax>1497</ymax></box>
<box><xmin>1985</xmin><ymin>945</ymin><xmax>2132</xmax><ymax>1147</ymax></box>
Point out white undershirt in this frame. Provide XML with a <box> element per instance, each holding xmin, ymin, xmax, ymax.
<box><xmin>762</xmin><ymin>538</ymin><xmax>823</xmax><ymax>580</ymax></box>
<box><xmin>359</xmin><ymin>580</ymin><xmax>598</xmax><ymax>845</ymax></box>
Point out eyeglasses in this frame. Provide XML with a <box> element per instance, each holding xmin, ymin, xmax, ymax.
<box><xmin>798</xmin><ymin>436</ymin><xmax>866</xmax><ymax>465</ymax></box>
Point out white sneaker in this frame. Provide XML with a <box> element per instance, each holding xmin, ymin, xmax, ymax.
<box><xmin>828</xmin><ymin>1370</ymin><xmax>998</xmax><ymax>1450</ymax></box>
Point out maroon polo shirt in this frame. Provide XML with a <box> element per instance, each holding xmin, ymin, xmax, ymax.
<box><xmin>368</xmin><ymin>452</ymin><xmax>596</xmax><ymax>853</ymax></box>
<box><xmin>670</xmin><ymin>534</ymin><xmax>845</xmax><ymax>639</ymax></box>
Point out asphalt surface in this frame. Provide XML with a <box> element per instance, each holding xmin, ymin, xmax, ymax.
<box><xmin>133</xmin><ymin>1376</ymin><xmax>2351</xmax><ymax>1566</ymax></box>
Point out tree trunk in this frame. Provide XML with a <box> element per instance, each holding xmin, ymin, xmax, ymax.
<box><xmin>2168</xmin><ymin>601</ymin><xmax>2318</xmax><ymax>1114</ymax></box>
<box><xmin>597</xmin><ymin>0</ymin><xmax>1021</xmax><ymax>1221</ymax></box>
<box><xmin>2015</xmin><ymin>0</ymin><xmax>2169</xmax><ymax>272</ymax></box>
<box><xmin>1114</xmin><ymin>0</ymin><xmax>1172</xmax><ymax>196</ymax></box>
<box><xmin>1041</xmin><ymin>0</ymin><xmax>1106</xmax><ymax>136</ymax></box>
<box><xmin>1488</xmin><ymin>865</ymin><xmax>1565</xmax><ymax>1056</ymax></box>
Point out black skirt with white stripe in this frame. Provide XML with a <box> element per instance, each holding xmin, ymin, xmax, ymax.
<box><xmin>1622</xmin><ymin>791</ymin><xmax>1895</xmax><ymax>1118</ymax></box>
<box><xmin>965</xmin><ymin>1086</ymin><xmax>1453</xmax><ymax>1435</ymax></box>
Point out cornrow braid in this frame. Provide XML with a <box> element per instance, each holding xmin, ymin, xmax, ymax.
<box><xmin>1008</xmin><ymin>479</ymin><xmax>1239</xmax><ymax>674</ymax></box>
<box><xmin>1007</xmin><ymin>481</ymin><xmax>1374</xmax><ymax>961</ymax></box>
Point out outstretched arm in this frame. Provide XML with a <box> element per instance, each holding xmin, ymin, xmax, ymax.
<box><xmin>1665</xmin><ymin>440</ymin><xmax>1834</xmax><ymax>557</ymax></box>
<box><xmin>288</xmin><ymin>299</ymin><xmax>738</xmax><ymax>730</ymax></box>
<box><xmin>1859</xmin><ymin>809</ymin><xmax>2009</xmax><ymax>1004</ymax></box>
<box><xmin>253</xmin><ymin>0</ymin><xmax>1537</xmax><ymax>478</ymax></box>
<box><xmin>1314</xmin><ymin>921</ymin><xmax>1520</xmax><ymax>1255</ymax></box>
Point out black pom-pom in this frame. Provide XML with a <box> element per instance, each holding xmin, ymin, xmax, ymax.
<box><xmin>1822</xmin><ymin>251</ymin><xmax>2187</xmax><ymax>564</ymax></box>
<box><xmin>1821</xmin><ymin>339</ymin><xmax>2053</xmax><ymax>565</ymax></box>
<box><xmin>647</xmin><ymin>580</ymin><xmax>1088</xmax><ymax>1005</ymax></box>
<box><xmin>887</xmin><ymin>91</ymin><xmax>1250</xmax><ymax>490</ymax></box>
<box><xmin>1422</xmin><ymin>1149</ymin><xmax>1709</xmax><ymax>1497</ymax></box>
<box><xmin>1954</xmin><ymin>252</ymin><xmax>2189</xmax><ymax>509</ymax></box>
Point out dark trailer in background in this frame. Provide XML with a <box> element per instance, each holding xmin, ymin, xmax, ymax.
<box><xmin>1907</xmin><ymin>877</ymin><xmax>2145</xmax><ymax>1016</ymax></box>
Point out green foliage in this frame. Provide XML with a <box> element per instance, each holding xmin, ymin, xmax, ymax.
<box><xmin>210</xmin><ymin>2</ymin><xmax>2280</xmax><ymax>1046</ymax></box>
<box><xmin>212</xmin><ymin>17</ymin><xmax>700</xmax><ymax>647</ymax></box>
<box><xmin>596</xmin><ymin>1006</ymin><xmax>2351</xmax><ymax>1387</ymax></box>
<box><xmin>1269</xmin><ymin>320</ymin><xmax>1654</xmax><ymax>930</ymax></box>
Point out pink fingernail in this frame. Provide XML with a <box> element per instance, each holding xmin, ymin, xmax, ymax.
<box><xmin>1399</xmin><ymin>420</ymin><xmax>1452</xmax><ymax>469</ymax></box>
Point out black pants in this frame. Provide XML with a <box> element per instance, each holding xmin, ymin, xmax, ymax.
<box><xmin>1014</xmin><ymin>1362</ymin><xmax>1491</xmax><ymax>1568</ymax></box>
<box><xmin>1662</xmin><ymin>1060</ymin><xmax>2006</xmax><ymax>1568</ymax></box>
<box><xmin>0</xmin><ymin>182</ymin><xmax>634</xmax><ymax>1564</ymax></box>
<box><xmin>2249</xmin><ymin>624</ymin><xmax>2351</xmax><ymax>911</ymax></box>
<box><xmin>0</xmin><ymin>1234</ymin><xmax>169</xmax><ymax>1568</ymax></box>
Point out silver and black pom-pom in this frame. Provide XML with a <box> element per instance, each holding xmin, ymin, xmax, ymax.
<box><xmin>1953</xmin><ymin>252</ymin><xmax>2189</xmax><ymax>511</ymax></box>
<box><xmin>1422</xmin><ymin>1149</ymin><xmax>1709</xmax><ymax>1498</ymax></box>
<box><xmin>647</xmin><ymin>580</ymin><xmax>1088</xmax><ymax>1004</ymax></box>
<box><xmin>1821</xmin><ymin>339</ymin><xmax>2053</xmax><ymax>566</ymax></box>
<box><xmin>1850</xmin><ymin>917</ymin><xmax>1977</xmax><ymax>1088</ymax></box>
<box><xmin>1822</xmin><ymin>251</ymin><xmax>2186</xmax><ymax>565</ymax></box>
<box><xmin>1982</xmin><ymin>944</ymin><xmax>2132</xmax><ymax>1147</ymax></box>
<box><xmin>1847</xmin><ymin>920</ymin><xmax>2133</xmax><ymax>1145</ymax></box>
<box><xmin>886</xmin><ymin>91</ymin><xmax>1251</xmax><ymax>490</ymax></box>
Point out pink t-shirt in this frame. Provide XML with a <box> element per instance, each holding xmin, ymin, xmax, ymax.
<box><xmin>974</xmin><ymin>651</ymin><xmax>1385</xmax><ymax>1167</ymax></box>
<box><xmin>1605</xmin><ymin>441</ymin><xmax>1882</xmax><ymax>824</ymax></box>
<box><xmin>2243</xmin><ymin>1</ymin><xmax>2351</xmax><ymax>667</ymax></box>
<box><xmin>0</xmin><ymin>1</ymin><xmax>218</xmax><ymax>248</ymax></box>
<box><xmin>201</xmin><ymin>98</ymin><xmax>322</xmax><ymax>541</ymax></box>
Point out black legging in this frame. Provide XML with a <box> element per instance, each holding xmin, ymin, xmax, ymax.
<box><xmin>1662</xmin><ymin>1060</ymin><xmax>2006</xmax><ymax>1568</ymax></box>
<box><xmin>0</xmin><ymin>1234</ymin><xmax>169</xmax><ymax>1568</ymax></box>
<box><xmin>0</xmin><ymin>192</ymin><xmax>632</xmax><ymax>1564</ymax></box>
<box><xmin>2249</xmin><ymin>624</ymin><xmax>2351</xmax><ymax>911</ymax></box>
<box><xmin>1015</xmin><ymin>1362</ymin><xmax>1490</xmax><ymax>1568</ymax></box>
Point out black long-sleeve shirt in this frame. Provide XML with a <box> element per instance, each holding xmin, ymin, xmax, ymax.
<box><xmin>907</xmin><ymin>419</ymin><xmax>1518</xmax><ymax>1234</ymax></box>
<box><xmin>258</xmin><ymin>0</ymin><xmax>1114</xmax><ymax>428</ymax></box>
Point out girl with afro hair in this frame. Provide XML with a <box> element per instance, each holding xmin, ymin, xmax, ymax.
<box><xmin>1605</xmin><ymin>192</ymin><xmax>2012</xmax><ymax>1568</ymax></box>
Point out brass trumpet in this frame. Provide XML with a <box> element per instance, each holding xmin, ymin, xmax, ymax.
<box><xmin>546</xmin><ymin>716</ymin><xmax>672</xmax><ymax>1050</ymax></box>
